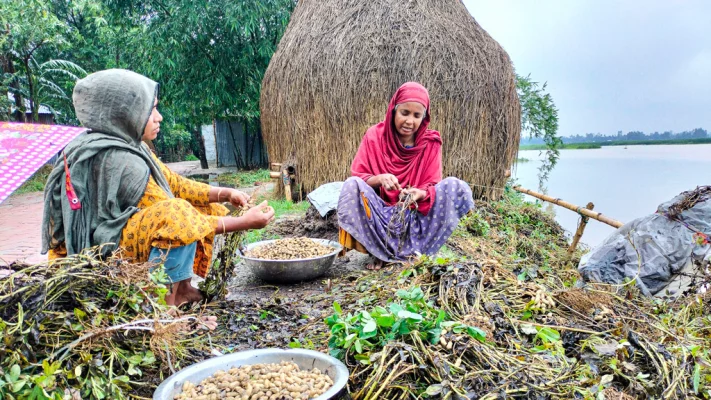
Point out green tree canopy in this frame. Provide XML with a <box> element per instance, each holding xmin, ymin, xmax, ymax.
<box><xmin>517</xmin><ymin>74</ymin><xmax>561</xmax><ymax>189</ymax></box>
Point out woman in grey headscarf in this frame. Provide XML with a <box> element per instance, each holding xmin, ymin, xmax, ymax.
<box><xmin>42</xmin><ymin>69</ymin><xmax>274</xmax><ymax>306</ymax></box>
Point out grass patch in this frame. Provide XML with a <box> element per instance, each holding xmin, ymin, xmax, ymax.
<box><xmin>12</xmin><ymin>165</ymin><xmax>53</xmax><ymax>196</ymax></box>
<box><xmin>233</xmin><ymin>169</ymin><xmax>271</xmax><ymax>186</ymax></box>
<box><xmin>243</xmin><ymin>228</ymin><xmax>280</xmax><ymax>244</ymax></box>
<box><xmin>193</xmin><ymin>169</ymin><xmax>271</xmax><ymax>187</ymax></box>
<box><xmin>262</xmin><ymin>199</ymin><xmax>310</xmax><ymax>216</ymax></box>
<box><xmin>241</xmin><ymin>200</ymin><xmax>309</xmax><ymax>244</ymax></box>
<box><xmin>435</xmin><ymin>245</ymin><xmax>458</xmax><ymax>259</ymax></box>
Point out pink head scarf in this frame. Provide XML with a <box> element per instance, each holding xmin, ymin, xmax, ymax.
<box><xmin>350</xmin><ymin>82</ymin><xmax>443</xmax><ymax>215</ymax></box>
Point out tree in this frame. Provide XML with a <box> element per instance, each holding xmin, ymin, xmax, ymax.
<box><xmin>103</xmin><ymin>0</ymin><xmax>296</xmax><ymax>168</ymax></box>
<box><xmin>1</xmin><ymin>0</ymin><xmax>86</xmax><ymax>122</ymax></box>
<box><xmin>517</xmin><ymin>74</ymin><xmax>561</xmax><ymax>189</ymax></box>
<box><xmin>16</xmin><ymin>58</ymin><xmax>86</xmax><ymax>122</ymax></box>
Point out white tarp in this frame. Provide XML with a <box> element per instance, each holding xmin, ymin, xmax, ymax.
<box><xmin>307</xmin><ymin>182</ymin><xmax>344</xmax><ymax>217</ymax></box>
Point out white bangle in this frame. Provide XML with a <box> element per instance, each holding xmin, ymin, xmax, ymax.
<box><xmin>217</xmin><ymin>187</ymin><xmax>224</xmax><ymax>202</ymax></box>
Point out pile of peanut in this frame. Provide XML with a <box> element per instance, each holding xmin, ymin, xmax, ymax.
<box><xmin>174</xmin><ymin>361</ymin><xmax>334</xmax><ymax>400</ymax></box>
<box><xmin>246</xmin><ymin>238</ymin><xmax>333</xmax><ymax>260</ymax></box>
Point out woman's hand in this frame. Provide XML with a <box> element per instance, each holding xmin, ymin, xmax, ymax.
<box><xmin>242</xmin><ymin>201</ymin><xmax>275</xmax><ymax>229</ymax></box>
<box><xmin>401</xmin><ymin>187</ymin><xmax>427</xmax><ymax>202</ymax></box>
<box><xmin>376</xmin><ymin>174</ymin><xmax>402</xmax><ymax>191</ymax></box>
<box><xmin>228</xmin><ymin>189</ymin><xmax>250</xmax><ymax>208</ymax></box>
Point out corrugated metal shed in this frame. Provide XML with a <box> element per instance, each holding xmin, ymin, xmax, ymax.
<box><xmin>215</xmin><ymin>120</ymin><xmax>268</xmax><ymax>169</ymax></box>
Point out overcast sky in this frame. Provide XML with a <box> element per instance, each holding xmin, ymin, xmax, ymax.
<box><xmin>462</xmin><ymin>0</ymin><xmax>711</xmax><ymax>137</ymax></box>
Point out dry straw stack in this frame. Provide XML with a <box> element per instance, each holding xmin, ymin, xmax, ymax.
<box><xmin>261</xmin><ymin>0</ymin><xmax>520</xmax><ymax>199</ymax></box>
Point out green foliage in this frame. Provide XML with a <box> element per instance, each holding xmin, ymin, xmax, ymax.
<box><xmin>243</xmin><ymin>228</ymin><xmax>279</xmax><ymax>245</ymax></box>
<box><xmin>260</xmin><ymin>199</ymin><xmax>310</xmax><ymax>217</ymax></box>
<box><xmin>102</xmin><ymin>0</ymin><xmax>296</xmax><ymax>127</ymax></box>
<box><xmin>325</xmin><ymin>287</ymin><xmax>486</xmax><ymax>362</ymax></box>
<box><xmin>516</xmin><ymin>74</ymin><xmax>562</xmax><ymax>189</ymax></box>
<box><xmin>153</xmin><ymin>124</ymin><xmax>194</xmax><ymax>162</ymax></box>
<box><xmin>458</xmin><ymin>211</ymin><xmax>491</xmax><ymax>237</ymax></box>
<box><xmin>287</xmin><ymin>338</ymin><xmax>315</xmax><ymax>350</ymax></box>
<box><xmin>235</xmin><ymin>170</ymin><xmax>271</xmax><ymax>187</ymax></box>
<box><xmin>184</xmin><ymin>154</ymin><xmax>198</xmax><ymax>161</ymax></box>
<box><xmin>12</xmin><ymin>165</ymin><xmax>53</xmax><ymax>195</ymax></box>
<box><xmin>531</xmin><ymin>326</ymin><xmax>564</xmax><ymax>355</ymax></box>
<box><xmin>493</xmin><ymin>189</ymin><xmax>558</xmax><ymax>237</ymax></box>
<box><xmin>3</xmin><ymin>0</ymin><xmax>296</xmax><ymax>163</ymax></box>
<box><xmin>0</xmin><ymin>264</ymin><xmax>183</xmax><ymax>399</ymax></box>
<box><xmin>209</xmin><ymin>170</ymin><xmax>271</xmax><ymax>187</ymax></box>
<box><xmin>1</xmin><ymin>0</ymin><xmax>87</xmax><ymax>123</ymax></box>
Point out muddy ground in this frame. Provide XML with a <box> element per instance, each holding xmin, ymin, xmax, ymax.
<box><xmin>205</xmin><ymin>207</ymin><xmax>377</xmax><ymax>353</ymax></box>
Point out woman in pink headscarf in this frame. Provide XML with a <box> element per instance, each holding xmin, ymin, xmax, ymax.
<box><xmin>338</xmin><ymin>82</ymin><xmax>474</xmax><ymax>269</ymax></box>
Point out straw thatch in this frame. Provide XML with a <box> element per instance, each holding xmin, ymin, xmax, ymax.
<box><xmin>261</xmin><ymin>0</ymin><xmax>520</xmax><ymax>199</ymax></box>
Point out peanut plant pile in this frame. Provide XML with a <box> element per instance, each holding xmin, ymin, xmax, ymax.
<box><xmin>2</xmin><ymin>189</ymin><xmax>709</xmax><ymax>399</ymax></box>
<box><xmin>0</xmin><ymin>254</ymin><xmax>216</xmax><ymax>399</ymax></box>
<box><xmin>284</xmin><ymin>190</ymin><xmax>711</xmax><ymax>399</ymax></box>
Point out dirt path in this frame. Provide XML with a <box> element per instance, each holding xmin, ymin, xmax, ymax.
<box><xmin>0</xmin><ymin>192</ymin><xmax>46</xmax><ymax>266</ymax></box>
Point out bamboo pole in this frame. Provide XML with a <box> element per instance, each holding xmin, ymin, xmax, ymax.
<box><xmin>512</xmin><ymin>186</ymin><xmax>624</xmax><ymax>228</ymax></box>
<box><xmin>282</xmin><ymin>169</ymin><xmax>292</xmax><ymax>203</ymax></box>
<box><xmin>270</xmin><ymin>171</ymin><xmax>280</xmax><ymax>179</ymax></box>
<box><xmin>568</xmin><ymin>202</ymin><xmax>594</xmax><ymax>254</ymax></box>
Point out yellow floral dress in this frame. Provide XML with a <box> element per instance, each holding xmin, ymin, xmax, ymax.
<box><xmin>50</xmin><ymin>154</ymin><xmax>228</xmax><ymax>278</ymax></box>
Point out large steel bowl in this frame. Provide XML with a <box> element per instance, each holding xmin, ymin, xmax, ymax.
<box><xmin>153</xmin><ymin>348</ymin><xmax>349</xmax><ymax>400</ymax></box>
<box><xmin>240</xmin><ymin>238</ymin><xmax>341</xmax><ymax>284</ymax></box>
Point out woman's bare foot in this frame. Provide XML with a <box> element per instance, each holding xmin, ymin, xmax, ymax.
<box><xmin>169</xmin><ymin>279</ymin><xmax>204</xmax><ymax>306</ymax></box>
<box><xmin>366</xmin><ymin>257</ymin><xmax>384</xmax><ymax>270</ymax></box>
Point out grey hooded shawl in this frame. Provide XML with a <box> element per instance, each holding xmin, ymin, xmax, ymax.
<box><xmin>41</xmin><ymin>69</ymin><xmax>174</xmax><ymax>257</ymax></box>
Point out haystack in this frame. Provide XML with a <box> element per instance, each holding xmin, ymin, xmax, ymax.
<box><xmin>261</xmin><ymin>0</ymin><xmax>520</xmax><ymax>199</ymax></box>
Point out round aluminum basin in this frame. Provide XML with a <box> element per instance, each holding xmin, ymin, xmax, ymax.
<box><xmin>240</xmin><ymin>239</ymin><xmax>342</xmax><ymax>284</ymax></box>
<box><xmin>153</xmin><ymin>348</ymin><xmax>349</xmax><ymax>400</ymax></box>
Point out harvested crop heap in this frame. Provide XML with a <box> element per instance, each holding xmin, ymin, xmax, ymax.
<box><xmin>246</xmin><ymin>237</ymin><xmax>333</xmax><ymax>260</ymax></box>
<box><xmin>175</xmin><ymin>361</ymin><xmax>333</xmax><ymax>400</ymax></box>
<box><xmin>280</xmin><ymin>190</ymin><xmax>711</xmax><ymax>399</ymax></box>
<box><xmin>0</xmin><ymin>254</ymin><xmax>217</xmax><ymax>399</ymax></box>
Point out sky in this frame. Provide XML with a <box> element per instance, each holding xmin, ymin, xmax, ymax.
<box><xmin>461</xmin><ymin>0</ymin><xmax>711</xmax><ymax>137</ymax></box>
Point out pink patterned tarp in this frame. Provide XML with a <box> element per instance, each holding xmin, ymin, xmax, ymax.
<box><xmin>0</xmin><ymin>122</ymin><xmax>87</xmax><ymax>205</ymax></box>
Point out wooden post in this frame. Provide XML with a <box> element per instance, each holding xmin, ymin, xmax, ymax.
<box><xmin>513</xmin><ymin>186</ymin><xmax>624</xmax><ymax>228</ymax></box>
<box><xmin>568</xmin><ymin>202</ymin><xmax>594</xmax><ymax>254</ymax></box>
<box><xmin>282</xmin><ymin>169</ymin><xmax>292</xmax><ymax>203</ymax></box>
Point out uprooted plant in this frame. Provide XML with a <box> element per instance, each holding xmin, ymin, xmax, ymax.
<box><xmin>308</xmin><ymin>189</ymin><xmax>711</xmax><ymax>399</ymax></box>
<box><xmin>0</xmin><ymin>253</ymin><xmax>216</xmax><ymax>399</ymax></box>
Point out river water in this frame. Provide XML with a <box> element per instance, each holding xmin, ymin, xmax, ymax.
<box><xmin>514</xmin><ymin>144</ymin><xmax>711</xmax><ymax>248</ymax></box>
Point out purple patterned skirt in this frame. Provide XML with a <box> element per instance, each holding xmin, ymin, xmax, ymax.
<box><xmin>337</xmin><ymin>177</ymin><xmax>474</xmax><ymax>262</ymax></box>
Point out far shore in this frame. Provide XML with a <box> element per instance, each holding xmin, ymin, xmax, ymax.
<box><xmin>520</xmin><ymin>137</ymin><xmax>711</xmax><ymax>150</ymax></box>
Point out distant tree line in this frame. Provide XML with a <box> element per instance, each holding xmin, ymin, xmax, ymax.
<box><xmin>521</xmin><ymin>128</ymin><xmax>707</xmax><ymax>145</ymax></box>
